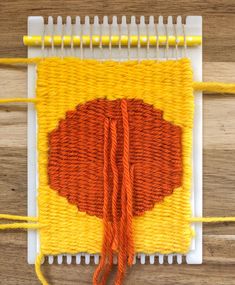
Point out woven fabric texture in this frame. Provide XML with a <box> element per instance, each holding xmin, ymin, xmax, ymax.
<box><xmin>36</xmin><ymin>58</ymin><xmax>194</xmax><ymax>262</ymax></box>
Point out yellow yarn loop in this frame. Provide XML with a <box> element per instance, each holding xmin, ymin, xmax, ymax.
<box><xmin>0</xmin><ymin>215</ymin><xmax>42</xmax><ymax>230</ymax></box>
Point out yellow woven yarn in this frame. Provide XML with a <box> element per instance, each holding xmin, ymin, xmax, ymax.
<box><xmin>2</xmin><ymin>57</ymin><xmax>235</xmax><ymax>285</ymax></box>
<box><xmin>35</xmin><ymin>58</ymin><xmax>194</xmax><ymax>255</ymax></box>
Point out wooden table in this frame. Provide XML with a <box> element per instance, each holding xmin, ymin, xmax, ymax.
<box><xmin>0</xmin><ymin>1</ymin><xmax>235</xmax><ymax>284</ymax></box>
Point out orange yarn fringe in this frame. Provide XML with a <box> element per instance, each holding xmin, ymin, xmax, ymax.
<box><xmin>93</xmin><ymin>100</ymin><xmax>134</xmax><ymax>285</ymax></box>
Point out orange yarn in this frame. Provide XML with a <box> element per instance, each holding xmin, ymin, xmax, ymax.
<box><xmin>110</xmin><ymin>119</ymin><xmax>119</xmax><ymax>252</ymax></box>
<box><xmin>94</xmin><ymin>101</ymin><xmax>135</xmax><ymax>285</ymax></box>
<box><xmin>114</xmin><ymin>99</ymin><xmax>134</xmax><ymax>284</ymax></box>
<box><xmin>93</xmin><ymin>118</ymin><xmax>113</xmax><ymax>285</ymax></box>
<box><xmin>120</xmin><ymin>99</ymin><xmax>134</xmax><ymax>266</ymax></box>
<box><xmin>48</xmin><ymin>98</ymin><xmax>183</xmax><ymax>284</ymax></box>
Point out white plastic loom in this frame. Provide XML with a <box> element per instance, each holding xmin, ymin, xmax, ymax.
<box><xmin>27</xmin><ymin>15</ymin><xmax>202</xmax><ymax>265</ymax></box>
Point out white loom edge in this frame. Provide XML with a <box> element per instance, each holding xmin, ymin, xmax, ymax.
<box><xmin>186</xmin><ymin>15</ymin><xmax>203</xmax><ymax>264</ymax></box>
<box><xmin>27</xmin><ymin>15</ymin><xmax>202</xmax><ymax>265</ymax></box>
<box><xmin>27</xmin><ymin>16</ymin><xmax>43</xmax><ymax>264</ymax></box>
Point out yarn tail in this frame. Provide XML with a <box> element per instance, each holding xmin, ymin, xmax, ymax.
<box><xmin>193</xmin><ymin>82</ymin><xmax>235</xmax><ymax>94</ymax></box>
<box><xmin>0</xmin><ymin>214</ymin><xmax>41</xmax><ymax>230</ymax></box>
<box><xmin>35</xmin><ymin>253</ymin><xmax>49</xmax><ymax>285</ymax></box>
<box><xmin>93</xmin><ymin>118</ymin><xmax>114</xmax><ymax>285</ymax></box>
<box><xmin>191</xmin><ymin>217</ymin><xmax>235</xmax><ymax>223</ymax></box>
<box><xmin>0</xmin><ymin>98</ymin><xmax>38</xmax><ymax>103</ymax></box>
<box><xmin>93</xmin><ymin>100</ymin><xmax>134</xmax><ymax>285</ymax></box>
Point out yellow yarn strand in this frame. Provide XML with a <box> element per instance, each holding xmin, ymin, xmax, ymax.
<box><xmin>193</xmin><ymin>81</ymin><xmax>235</xmax><ymax>94</ymax></box>
<box><xmin>0</xmin><ymin>214</ymin><xmax>38</xmax><ymax>222</ymax></box>
<box><xmin>35</xmin><ymin>252</ymin><xmax>48</xmax><ymax>285</ymax></box>
<box><xmin>0</xmin><ymin>98</ymin><xmax>38</xmax><ymax>104</ymax></box>
<box><xmin>0</xmin><ymin>223</ymin><xmax>41</xmax><ymax>230</ymax></box>
<box><xmin>0</xmin><ymin>57</ymin><xmax>40</xmax><ymax>65</ymax></box>
<box><xmin>191</xmin><ymin>217</ymin><xmax>235</xmax><ymax>223</ymax></box>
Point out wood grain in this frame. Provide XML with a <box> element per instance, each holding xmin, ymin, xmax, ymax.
<box><xmin>1</xmin><ymin>1</ymin><xmax>235</xmax><ymax>284</ymax></box>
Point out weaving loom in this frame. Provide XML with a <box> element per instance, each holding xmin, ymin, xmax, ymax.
<box><xmin>0</xmin><ymin>15</ymin><xmax>235</xmax><ymax>285</ymax></box>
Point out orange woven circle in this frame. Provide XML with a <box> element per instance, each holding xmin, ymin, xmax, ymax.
<box><xmin>48</xmin><ymin>98</ymin><xmax>183</xmax><ymax>219</ymax></box>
